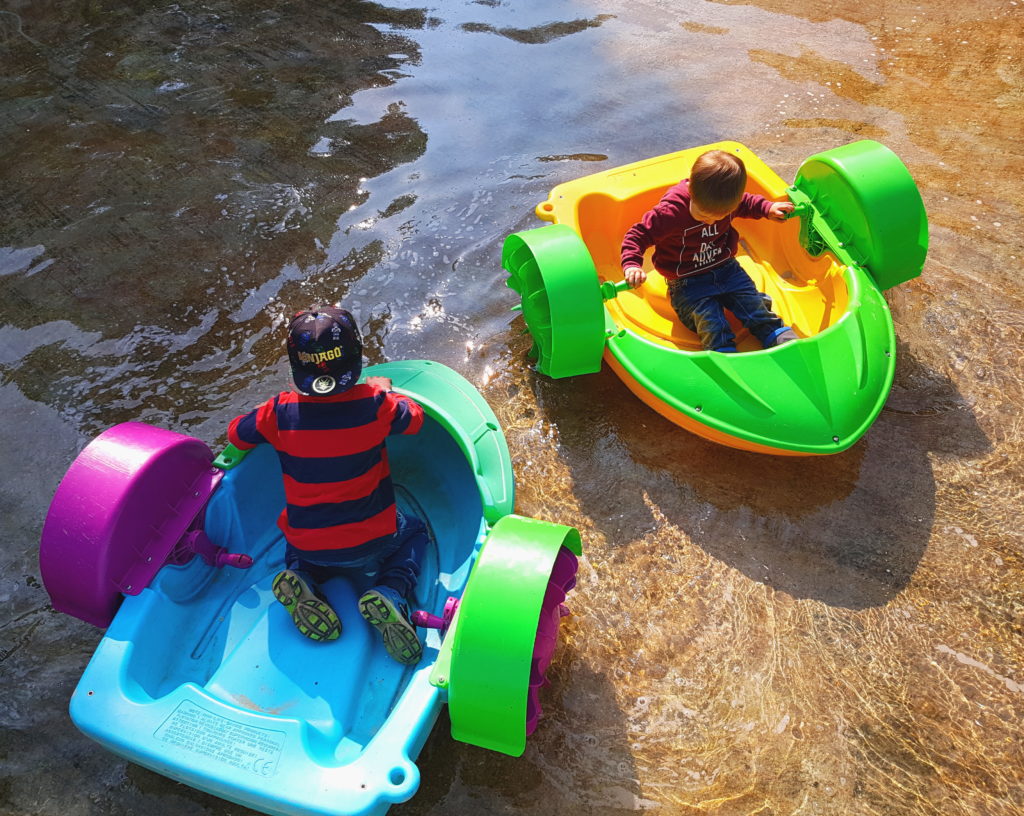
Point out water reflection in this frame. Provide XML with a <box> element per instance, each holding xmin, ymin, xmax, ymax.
<box><xmin>1</xmin><ymin>0</ymin><xmax>430</xmax><ymax>438</ymax></box>
<box><xmin>406</xmin><ymin>667</ymin><xmax>644</xmax><ymax>814</ymax></box>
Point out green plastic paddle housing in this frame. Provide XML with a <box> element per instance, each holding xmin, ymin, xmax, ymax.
<box><xmin>791</xmin><ymin>140</ymin><xmax>928</xmax><ymax>290</ymax></box>
<box><xmin>503</xmin><ymin>224</ymin><xmax>606</xmax><ymax>378</ymax></box>
<box><xmin>435</xmin><ymin>514</ymin><xmax>583</xmax><ymax>757</ymax></box>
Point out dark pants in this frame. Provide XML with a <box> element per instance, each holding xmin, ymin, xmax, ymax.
<box><xmin>285</xmin><ymin>511</ymin><xmax>426</xmax><ymax>600</ymax></box>
<box><xmin>668</xmin><ymin>258</ymin><xmax>787</xmax><ymax>352</ymax></box>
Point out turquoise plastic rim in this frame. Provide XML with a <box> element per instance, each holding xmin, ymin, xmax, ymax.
<box><xmin>363</xmin><ymin>360</ymin><xmax>515</xmax><ymax>523</ymax></box>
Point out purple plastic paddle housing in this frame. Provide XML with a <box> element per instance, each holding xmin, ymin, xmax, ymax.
<box><xmin>39</xmin><ymin>422</ymin><xmax>222</xmax><ymax>627</ymax></box>
<box><xmin>526</xmin><ymin>545</ymin><xmax>578</xmax><ymax>735</ymax></box>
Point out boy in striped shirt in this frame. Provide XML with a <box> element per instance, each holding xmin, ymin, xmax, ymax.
<box><xmin>228</xmin><ymin>305</ymin><xmax>426</xmax><ymax>664</ymax></box>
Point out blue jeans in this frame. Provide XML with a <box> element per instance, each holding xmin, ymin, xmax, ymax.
<box><xmin>285</xmin><ymin>511</ymin><xmax>426</xmax><ymax>600</ymax></box>
<box><xmin>668</xmin><ymin>259</ymin><xmax>787</xmax><ymax>352</ymax></box>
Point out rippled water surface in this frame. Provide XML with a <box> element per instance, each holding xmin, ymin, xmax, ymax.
<box><xmin>2</xmin><ymin>0</ymin><xmax>1022</xmax><ymax>814</ymax></box>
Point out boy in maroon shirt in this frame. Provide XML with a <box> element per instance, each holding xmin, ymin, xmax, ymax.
<box><xmin>621</xmin><ymin>150</ymin><xmax>798</xmax><ymax>353</ymax></box>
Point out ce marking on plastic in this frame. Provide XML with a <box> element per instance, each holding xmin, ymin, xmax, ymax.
<box><xmin>252</xmin><ymin>759</ymin><xmax>276</xmax><ymax>776</ymax></box>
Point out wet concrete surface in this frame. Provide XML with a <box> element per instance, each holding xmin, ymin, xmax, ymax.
<box><xmin>1</xmin><ymin>0</ymin><xmax>1022</xmax><ymax>814</ymax></box>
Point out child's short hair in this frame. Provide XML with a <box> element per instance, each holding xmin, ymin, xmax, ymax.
<box><xmin>689</xmin><ymin>150</ymin><xmax>747</xmax><ymax>212</ymax></box>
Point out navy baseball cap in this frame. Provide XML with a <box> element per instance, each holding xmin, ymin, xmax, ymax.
<box><xmin>287</xmin><ymin>306</ymin><xmax>363</xmax><ymax>395</ymax></box>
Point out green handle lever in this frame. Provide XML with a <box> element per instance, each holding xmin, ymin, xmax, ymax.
<box><xmin>600</xmin><ymin>279</ymin><xmax>633</xmax><ymax>300</ymax></box>
<box><xmin>783</xmin><ymin>186</ymin><xmax>813</xmax><ymax>219</ymax></box>
<box><xmin>212</xmin><ymin>444</ymin><xmax>250</xmax><ymax>470</ymax></box>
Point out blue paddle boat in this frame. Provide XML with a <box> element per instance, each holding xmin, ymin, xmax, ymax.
<box><xmin>40</xmin><ymin>360</ymin><xmax>582</xmax><ymax>816</ymax></box>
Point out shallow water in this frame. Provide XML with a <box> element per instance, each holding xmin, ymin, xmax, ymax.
<box><xmin>1</xmin><ymin>0</ymin><xmax>1022</xmax><ymax>814</ymax></box>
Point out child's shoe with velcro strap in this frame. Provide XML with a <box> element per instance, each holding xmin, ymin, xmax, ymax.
<box><xmin>358</xmin><ymin>586</ymin><xmax>423</xmax><ymax>665</ymax></box>
<box><xmin>767</xmin><ymin>326</ymin><xmax>799</xmax><ymax>347</ymax></box>
<box><xmin>272</xmin><ymin>570</ymin><xmax>342</xmax><ymax>642</ymax></box>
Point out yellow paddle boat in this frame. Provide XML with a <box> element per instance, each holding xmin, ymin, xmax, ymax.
<box><xmin>503</xmin><ymin>140</ymin><xmax>928</xmax><ymax>455</ymax></box>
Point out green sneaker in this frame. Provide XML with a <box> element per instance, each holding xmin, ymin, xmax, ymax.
<box><xmin>358</xmin><ymin>586</ymin><xmax>422</xmax><ymax>665</ymax></box>
<box><xmin>272</xmin><ymin>570</ymin><xmax>341</xmax><ymax>642</ymax></box>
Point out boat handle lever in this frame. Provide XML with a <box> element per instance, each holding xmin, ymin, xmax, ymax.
<box><xmin>601</xmin><ymin>279</ymin><xmax>633</xmax><ymax>300</ymax></box>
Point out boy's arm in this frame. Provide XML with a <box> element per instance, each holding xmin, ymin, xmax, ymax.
<box><xmin>227</xmin><ymin>397</ymin><xmax>275</xmax><ymax>450</ymax></box>
<box><xmin>371</xmin><ymin>381</ymin><xmax>424</xmax><ymax>437</ymax></box>
<box><xmin>621</xmin><ymin>220</ymin><xmax>653</xmax><ymax>271</ymax></box>
<box><xmin>621</xmin><ymin>202</ymin><xmax>682</xmax><ymax>270</ymax></box>
<box><xmin>736</xmin><ymin>193</ymin><xmax>793</xmax><ymax>221</ymax></box>
<box><xmin>621</xmin><ymin>201</ymin><xmax>685</xmax><ymax>285</ymax></box>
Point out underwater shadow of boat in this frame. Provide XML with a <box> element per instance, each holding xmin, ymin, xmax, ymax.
<box><xmin>531</xmin><ymin>346</ymin><xmax>990</xmax><ymax>611</ymax></box>
<box><xmin>397</xmin><ymin>662</ymin><xmax>639</xmax><ymax>814</ymax></box>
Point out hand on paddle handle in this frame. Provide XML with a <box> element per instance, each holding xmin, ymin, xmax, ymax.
<box><xmin>623</xmin><ymin>266</ymin><xmax>647</xmax><ymax>287</ymax></box>
<box><xmin>768</xmin><ymin>201</ymin><xmax>795</xmax><ymax>221</ymax></box>
<box><xmin>366</xmin><ymin>376</ymin><xmax>393</xmax><ymax>392</ymax></box>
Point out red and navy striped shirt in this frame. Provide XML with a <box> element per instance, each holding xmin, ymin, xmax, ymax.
<box><xmin>227</xmin><ymin>383</ymin><xmax>424</xmax><ymax>552</ymax></box>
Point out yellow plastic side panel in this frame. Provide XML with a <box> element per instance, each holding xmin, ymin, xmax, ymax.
<box><xmin>537</xmin><ymin>141</ymin><xmax>787</xmax><ymax>236</ymax></box>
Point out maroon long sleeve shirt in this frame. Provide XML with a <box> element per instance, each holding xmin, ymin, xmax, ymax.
<box><xmin>620</xmin><ymin>180</ymin><xmax>775</xmax><ymax>280</ymax></box>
